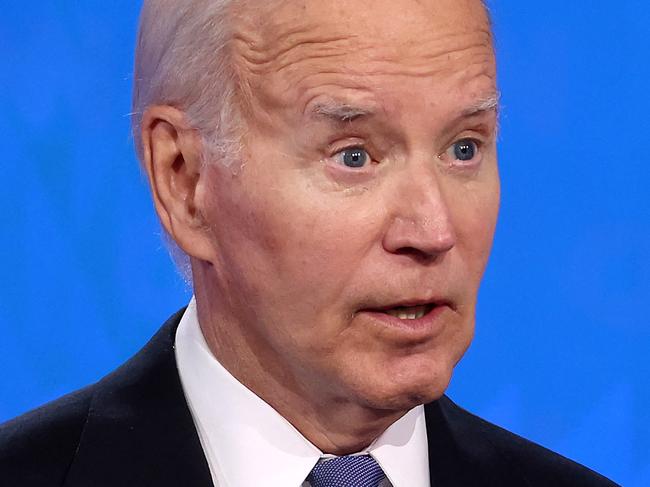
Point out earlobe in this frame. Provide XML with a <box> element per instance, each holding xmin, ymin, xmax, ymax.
<box><xmin>140</xmin><ymin>106</ymin><xmax>215</xmax><ymax>262</ymax></box>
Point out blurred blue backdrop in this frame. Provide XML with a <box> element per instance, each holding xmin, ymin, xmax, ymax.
<box><xmin>1</xmin><ymin>1</ymin><xmax>648</xmax><ymax>485</ymax></box>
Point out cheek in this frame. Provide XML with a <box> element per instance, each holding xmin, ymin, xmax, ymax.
<box><xmin>212</xmin><ymin>176</ymin><xmax>379</xmax><ymax>312</ymax></box>
<box><xmin>265</xmin><ymin>206</ymin><xmax>380</xmax><ymax>312</ymax></box>
<box><xmin>450</xmin><ymin>178</ymin><xmax>499</xmax><ymax>277</ymax></box>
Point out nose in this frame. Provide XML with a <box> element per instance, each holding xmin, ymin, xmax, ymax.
<box><xmin>382</xmin><ymin>169</ymin><xmax>456</xmax><ymax>261</ymax></box>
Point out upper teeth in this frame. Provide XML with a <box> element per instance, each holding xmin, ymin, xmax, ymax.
<box><xmin>385</xmin><ymin>305</ymin><xmax>429</xmax><ymax>320</ymax></box>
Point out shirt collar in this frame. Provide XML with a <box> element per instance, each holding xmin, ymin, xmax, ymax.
<box><xmin>369</xmin><ymin>405</ymin><xmax>430</xmax><ymax>487</ymax></box>
<box><xmin>175</xmin><ymin>298</ymin><xmax>430</xmax><ymax>487</ymax></box>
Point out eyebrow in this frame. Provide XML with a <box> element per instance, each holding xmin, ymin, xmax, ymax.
<box><xmin>310</xmin><ymin>101</ymin><xmax>375</xmax><ymax>123</ymax></box>
<box><xmin>308</xmin><ymin>91</ymin><xmax>500</xmax><ymax>124</ymax></box>
<box><xmin>461</xmin><ymin>92</ymin><xmax>501</xmax><ymax>117</ymax></box>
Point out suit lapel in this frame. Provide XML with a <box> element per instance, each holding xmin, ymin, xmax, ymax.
<box><xmin>425</xmin><ymin>397</ymin><xmax>530</xmax><ymax>487</ymax></box>
<box><xmin>64</xmin><ymin>309</ymin><xmax>214</xmax><ymax>487</ymax></box>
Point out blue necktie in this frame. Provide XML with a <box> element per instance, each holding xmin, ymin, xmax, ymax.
<box><xmin>308</xmin><ymin>455</ymin><xmax>386</xmax><ymax>487</ymax></box>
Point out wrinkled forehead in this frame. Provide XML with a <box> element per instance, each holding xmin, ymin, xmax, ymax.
<box><xmin>231</xmin><ymin>0</ymin><xmax>495</xmax><ymax>109</ymax></box>
<box><xmin>233</xmin><ymin>0</ymin><xmax>492</xmax><ymax>55</ymax></box>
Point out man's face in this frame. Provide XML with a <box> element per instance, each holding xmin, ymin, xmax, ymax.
<box><xmin>197</xmin><ymin>0</ymin><xmax>499</xmax><ymax>411</ymax></box>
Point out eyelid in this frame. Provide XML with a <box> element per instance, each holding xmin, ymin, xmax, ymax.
<box><xmin>328</xmin><ymin>137</ymin><xmax>370</xmax><ymax>154</ymax></box>
<box><xmin>448</xmin><ymin>132</ymin><xmax>487</xmax><ymax>152</ymax></box>
<box><xmin>329</xmin><ymin>138</ymin><xmax>378</xmax><ymax>159</ymax></box>
<box><xmin>451</xmin><ymin>122</ymin><xmax>494</xmax><ymax>143</ymax></box>
<box><xmin>454</xmin><ymin>131</ymin><xmax>487</xmax><ymax>145</ymax></box>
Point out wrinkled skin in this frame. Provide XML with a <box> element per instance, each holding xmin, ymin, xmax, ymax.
<box><xmin>155</xmin><ymin>0</ymin><xmax>499</xmax><ymax>453</ymax></box>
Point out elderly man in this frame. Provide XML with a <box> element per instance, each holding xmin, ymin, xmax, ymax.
<box><xmin>1</xmin><ymin>0</ymin><xmax>617</xmax><ymax>486</ymax></box>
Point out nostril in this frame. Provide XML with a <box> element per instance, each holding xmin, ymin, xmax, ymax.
<box><xmin>391</xmin><ymin>246</ymin><xmax>447</xmax><ymax>263</ymax></box>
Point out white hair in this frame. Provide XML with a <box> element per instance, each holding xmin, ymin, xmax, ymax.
<box><xmin>132</xmin><ymin>0</ymin><xmax>241</xmax><ymax>168</ymax></box>
<box><xmin>132</xmin><ymin>0</ymin><xmax>244</xmax><ymax>282</ymax></box>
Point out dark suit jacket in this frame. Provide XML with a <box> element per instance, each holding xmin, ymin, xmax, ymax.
<box><xmin>0</xmin><ymin>309</ymin><xmax>618</xmax><ymax>486</ymax></box>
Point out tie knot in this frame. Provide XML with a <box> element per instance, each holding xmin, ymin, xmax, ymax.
<box><xmin>308</xmin><ymin>455</ymin><xmax>385</xmax><ymax>487</ymax></box>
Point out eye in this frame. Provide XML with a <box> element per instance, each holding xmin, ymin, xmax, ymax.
<box><xmin>335</xmin><ymin>147</ymin><xmax>370</xmax><ymax>168</ymax></box>
<box><xmin>448</xmin><ymin>138</ymin><xmax>480</xmax><ymax>162</ymax></box>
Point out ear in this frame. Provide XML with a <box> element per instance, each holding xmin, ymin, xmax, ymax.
<box><xmin>140</xmin><ymin>105</ymin><xmax>215</xmax><ymax>263</ymax></box>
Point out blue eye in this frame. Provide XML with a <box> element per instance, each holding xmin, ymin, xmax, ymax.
<box><xmin>452</xmin><ymin>139</ymin><xmax>478</xmax><ymax>161</ymax></box>
<box><xmin>337</xmin><ymin>147</ymin><xmax>369</xmax><ymax>168</ymax></box>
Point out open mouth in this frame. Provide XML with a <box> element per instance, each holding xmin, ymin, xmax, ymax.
<box><xmin>362</xmin><ymin>300</ymin><xmax>452</xmax><ymax>321</ymax></box>
<box><xmin>382</xmin><ymin>304</ymin><xmax>433</xmax><ymax>320</ymax></box>
<box><xmin>358</xmin><ymin>299</ymin><xmax>454</xmax><ymax>335</ymax></box>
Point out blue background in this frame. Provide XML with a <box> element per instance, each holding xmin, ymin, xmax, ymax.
<box><xmin>1</xmin><ymin>2</ymin><xmax>648</xmax><ymax>485</ymax></box>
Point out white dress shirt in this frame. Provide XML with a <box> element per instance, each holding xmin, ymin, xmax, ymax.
<box><xmin>175</xmin><ymin>298</ymin><xmax>431</xmax><ymax>487</ymax></box>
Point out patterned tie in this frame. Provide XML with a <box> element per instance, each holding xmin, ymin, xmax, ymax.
<box><xmin>308</xmin><ymin>455</ymin><xmax>386</xmax><ymax>487</ymax></box>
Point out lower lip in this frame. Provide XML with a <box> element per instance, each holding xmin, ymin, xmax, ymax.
<box><xmin>359</xmin><ymin>305</ymin><xmax>451</xmax><ymax>337</ymax></box>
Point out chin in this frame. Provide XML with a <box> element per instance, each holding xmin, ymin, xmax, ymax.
<box><xmin>354</xmin><ymin>359</ymin><xmax>456</xmax><ymax>411</ymax></box>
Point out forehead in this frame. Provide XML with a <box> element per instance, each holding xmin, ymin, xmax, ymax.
<box><xmin>236</xmin><ymin>0</ymin><xmax>491</xmax><ymax>44</ymax></box>
<box><xmin>233</xmin><ymin>0</ymin><xmax>495</xmax><ymax>116</ymax></box>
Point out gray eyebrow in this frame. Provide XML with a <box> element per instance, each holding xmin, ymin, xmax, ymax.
<box><xmin>311</xmin><ymin>102</ymin><xmax>374</xmax><ymax>122</ymax></box>
<box><xmin>308</xmin><ymin>92</ymin><xmax>500</xmax><ymax>124</ymax></box>
<box><xmin>462</xmin><ymin>92</ymin><xmax>501</xmax><ymax>117</ymax></box>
